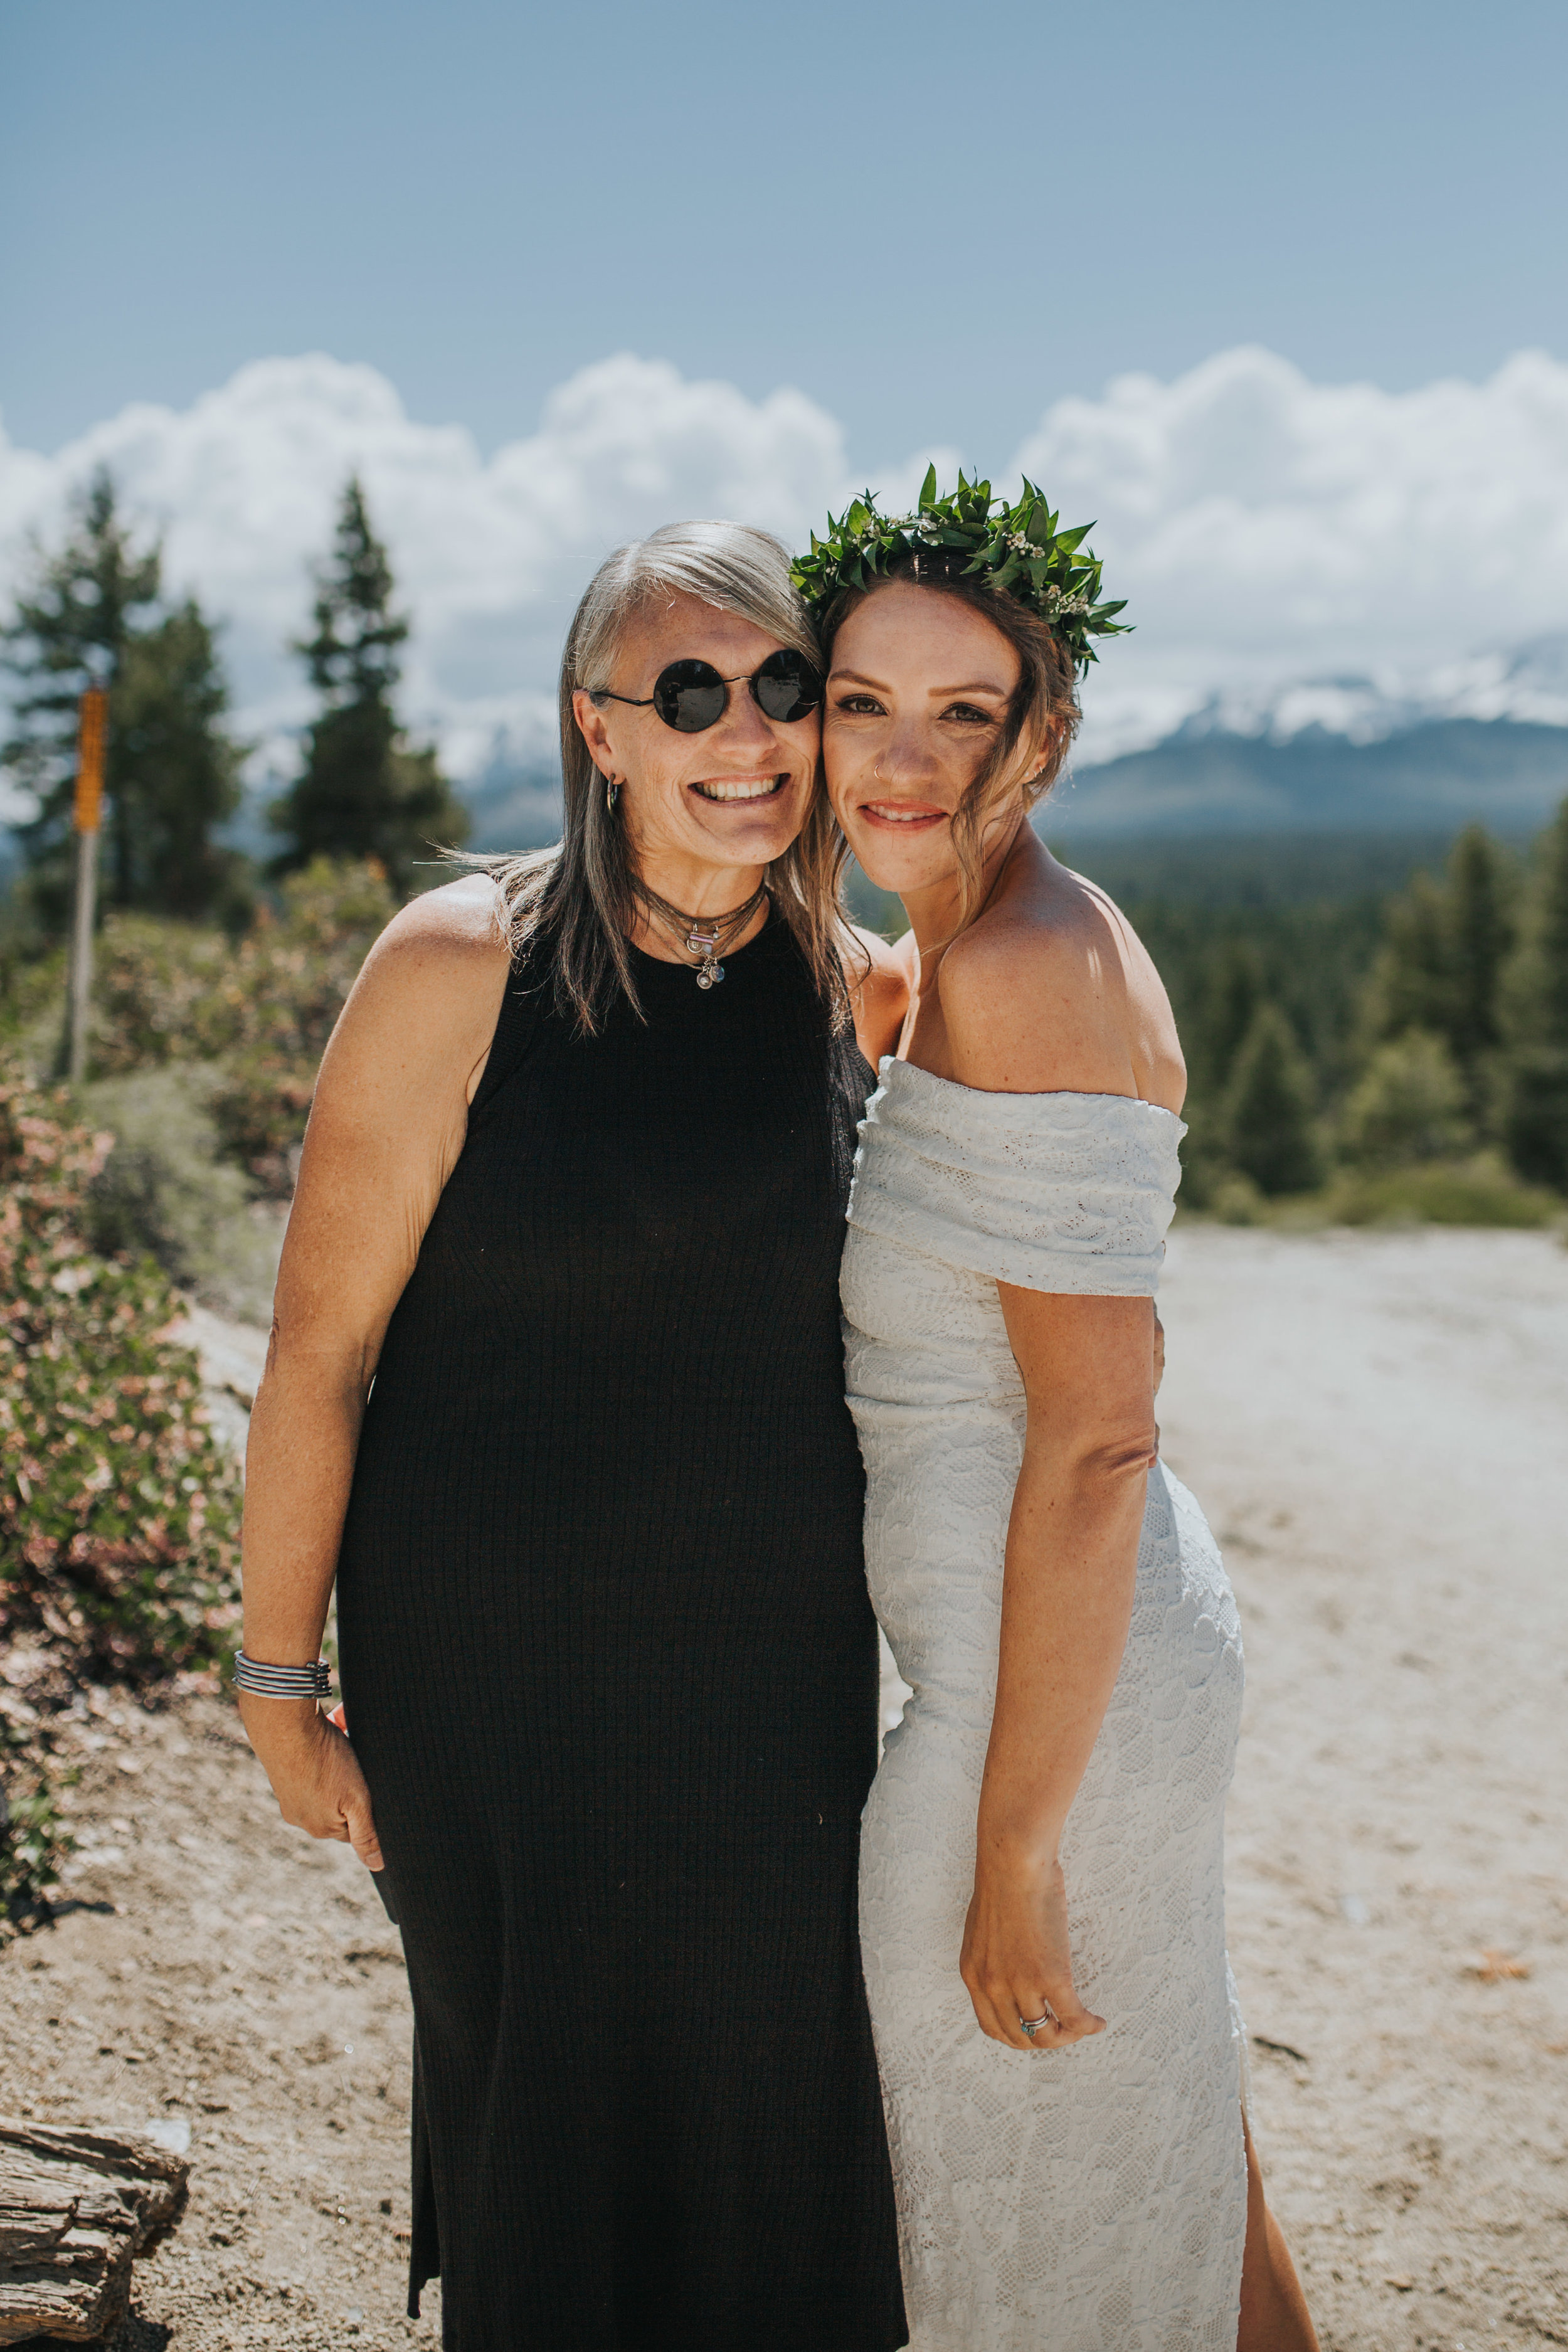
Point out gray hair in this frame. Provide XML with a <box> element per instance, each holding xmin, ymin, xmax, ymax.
<box><xmin>484</xmin><ymin>520</ymin><xmax>852</xmax><ymax>1034</ymax></box>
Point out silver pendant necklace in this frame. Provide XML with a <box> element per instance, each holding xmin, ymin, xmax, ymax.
<box><xmin>637</xmin><ymin>882</ymin><xmax>769</xmax><ymax>990</ymax></box>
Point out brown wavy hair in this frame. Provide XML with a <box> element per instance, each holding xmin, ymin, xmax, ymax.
<box><xmin>818</xmin><ymin>546</ymin><xmax>1082</xmax><ymax>933</ymax></box>
<box><xmin>474</xmin><ymin>521</ymin><xmax>852</xmax><ymax>1034</ymax></box>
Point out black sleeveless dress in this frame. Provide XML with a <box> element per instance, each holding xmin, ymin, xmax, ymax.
<box><xmin>334</xmin><ymin>915</ymin><xmax>906</xmax><ymax>2352</ymax></box>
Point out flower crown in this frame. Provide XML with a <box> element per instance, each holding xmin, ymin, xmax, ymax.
<box><xmin>790</xmin><ymin>467</ymin><xmax>1129</xmax><ymax>674</ymax></box>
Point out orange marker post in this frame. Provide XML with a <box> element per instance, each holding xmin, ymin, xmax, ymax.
<box><xmin>66</xmin><ymin>686</ymin><xmax>107</xmax><ymax>1083</ymax></box>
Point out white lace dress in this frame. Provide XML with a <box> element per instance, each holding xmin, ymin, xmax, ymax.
<box><xmin>843</xmin><ymin>1059</ymin><xmax>1248</xmax><ymax>2351</ymax></box>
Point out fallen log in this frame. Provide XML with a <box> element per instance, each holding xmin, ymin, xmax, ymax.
<box><xmin>0</xmin><ymin>2121</ymin><xmax>187</xmax><ymax>2345</ymax></box>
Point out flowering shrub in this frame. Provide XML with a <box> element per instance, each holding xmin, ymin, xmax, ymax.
<box><xmin>88</xmin><ymin>856</ymin><xmax>396</xmax><ymax>1189</ymax></box>
<box><xmin>0</xmin><ymin>1709</ymin><xmax>73</xmax><ymax>1926</ymax></box>
<box><xmin>0</xmin><ymin>1073</ymin><xmax>243</xmax><ymax>1694</ymax></box>
<box><xmin>0</xmin><ymin>867</ymin><xmax>398</xmax><ymax>1914</ymax></box>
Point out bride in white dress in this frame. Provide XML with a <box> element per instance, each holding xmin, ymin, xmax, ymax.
<box><xmin>800</xmin><ymin>483</ymin><xmax>1318</xmax><ymax>2350</ymax></box>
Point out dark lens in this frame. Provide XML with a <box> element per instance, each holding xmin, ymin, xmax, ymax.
<box><xmin>654</xmin><ymin>659</ymin><xmax>728</xmax><ymax>732</ymax></box>
<box><xmin>753</xmin><ymin>649</ymin><xmax>823</xmax><ymax>724</ymax></box>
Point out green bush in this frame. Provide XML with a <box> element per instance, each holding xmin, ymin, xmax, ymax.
<box><xmin>82</xmin><ymin>1063</ymin><xmax>275</xmax><ymax>1306</ymax></box>
<box><xmin>0</xmin><ymin>1071</ymin><xmax>243</xmax><ymax>1692</ymax></box>
<box><xmin>1322</xmin><ymin>1152</ymin><xmax>1561</xmax><ymax>1229</ymax></box>
<box><xmin>1502</xmin><ymin>1043</ymin><xmax>1568</xmax><ymax>1191</ymax></box>
<box><xmin>1223</xmin><ymin>1002</ymin><xmax>1324</xmax><ymax>1196</ymax></box>
<box><xmin>1340</xmin><ymin>1029</ymin><xmax>1473</xmax><ymax>1168</ymax></box>
<box><xmin>87</xmin><ymin>856</ymin><xmax>395</xmax><ymax>1189</ymax></box>
<box><xmin>0</xmin><ymin>1711</ymin><xmax>74</xmax><ymax>1927</ymax></box>
<box><xmin>1209</xmin><ymin>1172</ymin><xmax>1266</xmax><ymax>1225</ymax></box>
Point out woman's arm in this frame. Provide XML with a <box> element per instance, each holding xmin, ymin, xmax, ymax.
<box><xmin>960</xmin><ymin>1286</ymin><xmax>1158</xmax><ymax>2050</ymax></box>
<box><xmin>936</xmin><ymin>881</ymin><xmax>1170</xmax><ymax>2050</ymax></box>
<box><xmin>237</xmin><ymin>877</ymin><xmax>510</xmax><ymax>1862</ymax></box>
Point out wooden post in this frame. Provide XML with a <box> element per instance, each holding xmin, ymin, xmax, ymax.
<box><xmin>65</xmin><ymin>686</ymin><xmax>107</xmax><ymax>1085</ymax></box>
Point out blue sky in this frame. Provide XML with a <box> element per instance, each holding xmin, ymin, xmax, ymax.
<box><xmin>4</xmin><ymin>0</ymin><xmax>1565</xmax><ymax>470</ymax></box>
<box><xmin>3</xmin><ymin>0</ymin><xmax>1567</xmax><ymax>794</ymax></box>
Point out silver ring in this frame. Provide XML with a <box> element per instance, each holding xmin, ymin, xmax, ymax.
<box><xmin>1019</xmin><ymin>2011</ymin><xmax>1052</xmax><ymax>2036</ymax></box>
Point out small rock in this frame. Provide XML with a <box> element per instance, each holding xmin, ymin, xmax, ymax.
<box><xmin>1385</xmin><ymin>2273</ymin><xmax>1415</xmax><ymax>2291</ymax></box>
<box><xmin>1466</xmin><ymin>1948</ymin><xmax>1530</xmax><ymax>1981</ymax></box>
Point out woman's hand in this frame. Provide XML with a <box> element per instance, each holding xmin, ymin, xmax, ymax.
<box><xmin>959</xmin><ymin>1846</ymin><xmax>1105</xmax><ymax>2053</ymax></box>
<box><xmin>238</xmin><ymin>1700</ymin><xmax>384</xmax><ymax>1872</ymax></box>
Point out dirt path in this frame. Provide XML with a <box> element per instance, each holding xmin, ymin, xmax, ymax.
<box><xmin>2</xmin><ymin>1687</ymin><xmax>440</xmax><ymax>2351</ymax></box>
<box><xmin>1157</xmin><ymin>1224</ymin><xmax>1568</xmax><ymax>2352</ymax></box>
<box><xmin>3</xmin><ymin>1228</ymin><xmax>1565</xmax><ymax>2349</ymax></box>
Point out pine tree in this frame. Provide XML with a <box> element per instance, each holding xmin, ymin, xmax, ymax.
<box><xmin>1528</xmin><ymin>797</ymin><xmax>1568</xmax><ymax>1042</ymax></box>
<box><xmin>1201</xmin><ymin>940</ymin><xmax>1265</xmax><ymax>1096</ymax></box>
<box><xmin>1444</xmin><ymin>824</ymin><xmax>1515</xmax><ymax>1069</ymax></box>
<box><xmin>1224</xmin><ymin>1002</ymin><xmax>1322</xmax><ymax>1196</ymax></box>
<box><xmin>1364</xmin><ymin>828</ymin><xmax>1514</xmax><ymax>1081</ymax></box>
<box><xmin>115</xmin><ymin>602</ymin><xmax>248</xmax><ymax>921</ymax></box>
<box><xmin>1</xmin><ymin>470</ymin><xmax>246</xmax><ymax>924</ymax></box>
<box><xmin>1364</xmin><ymin>869</ymin><xmax>1453</xmax><ymax>1046</ymax></box>
<box><xmin>1501</xmin><ymin>795</ymin><xmax>1568</xmax><ymax>1189</ymax></box>
<box><xmin>1340</xmin><ymin>1029</ymin><xmax>1471</xmax><ymax>1168</ymax></box>
<box><xmin>3</xmin><ymin>469</ymin><xmax>161</xmax><ymax>917</ymax></box>
<box><xmin>268</xmin><ymin>477</ymin><xmax>467</xmax><ymax>891</ymax></box>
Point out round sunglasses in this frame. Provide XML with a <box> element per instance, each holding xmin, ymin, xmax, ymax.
<box><xmin>589</xmin><ymin>647</ymin><xmax>822</xmax><ymax>734</ymax></box>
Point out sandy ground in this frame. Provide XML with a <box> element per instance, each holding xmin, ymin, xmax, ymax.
<box><xmin>1156</xmin><ymin>1225</ymin><xmax>1568</xmax><ymax>2352</ymax></box>
<box><xmin>3</xmin><ymin>1227</ymin><xmax>1566</xmax><ymax>2349</ymax></box>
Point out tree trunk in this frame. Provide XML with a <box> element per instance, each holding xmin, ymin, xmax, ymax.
<box><xmin>0</xmin><ymin>2121</ymin><xmax>187</xmax><ymax>2344</ymax></box>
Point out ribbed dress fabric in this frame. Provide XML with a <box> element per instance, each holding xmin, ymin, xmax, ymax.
<box><xmin>334</xmin><ymin>916</ymin><xmax>907</xmax><ymax>2352</ymax></box>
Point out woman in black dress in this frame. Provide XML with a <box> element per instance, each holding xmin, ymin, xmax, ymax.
<box><xmin>236</xmin><ymin>521</ymin><xmax>909</xmax><ymax>2350</ymax></box>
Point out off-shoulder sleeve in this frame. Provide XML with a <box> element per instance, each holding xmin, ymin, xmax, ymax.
<box><xmin>845</xmin><ymin>1059</ymin><xmax>1185</xmax><ymax>1296</ymax></box>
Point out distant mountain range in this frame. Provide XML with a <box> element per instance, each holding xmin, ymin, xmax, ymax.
<box><xmin>1052</xmin><ymin>633</ymin><xmax>1568</xmax><ymax>841</ymax></box>
<box><xmin>1047</xmin><ymin>713</ymin><xmax>1568</xmax><ymax>842</ymax></box>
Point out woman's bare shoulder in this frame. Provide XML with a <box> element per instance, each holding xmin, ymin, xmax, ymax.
<box><xmin>366</xmin><ymin>871</ymin><xmax>511</xmax><ymax>965</ymax></box>
<box><xmin>325</xmin><ymin>872</ymin><xmax>514</xmax><ymax>1078</ymax></box>
<box><xmin>936</xmin><ymin>862</ymin><xmax>1184</xmax><ymax>1108</ymax></box>
<box><xmin>354</xmin><ymin>873</ymin><xmax>511</xmax><ymax>993</ymax></box>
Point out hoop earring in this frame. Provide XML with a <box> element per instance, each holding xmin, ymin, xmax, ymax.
<box><xmin>605</xmin><ymin>777</ymin><xmax>619</xmax><ymax>813</ymax></box>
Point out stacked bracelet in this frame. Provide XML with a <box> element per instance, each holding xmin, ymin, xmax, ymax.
<box><xmin>233</xmin><ymin>1653</ymin><xmax>333</xmax><ymax>1700</ymax></box>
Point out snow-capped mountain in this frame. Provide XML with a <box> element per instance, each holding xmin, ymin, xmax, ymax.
<box><xmin>1157</xmin><ymin>636</ymin><xmax>1568</xmax><ymax>750</ymax></box>
<box><xmin>1047</xmin><ymin>637</ymin><xmax>1568</xmax><ymax>842</ymax></box>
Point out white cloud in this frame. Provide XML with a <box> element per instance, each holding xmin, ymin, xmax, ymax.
<box><xmin>0</xmin><ymin>352</ymin><xmax>852</xmax><ymax>787</ymax></box>
<box><xmin>1013</xmin><ymin>344</ymin><xmax>1568</xmax><ymax>753</ymax></box>
<box><xmin>3</xmin><ymin>341</ymin><xmax>1568</xmax><ymax>800</ymax></box>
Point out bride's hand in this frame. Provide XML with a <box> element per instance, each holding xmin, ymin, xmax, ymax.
<box><xmin>960</xmin><ymin>1850</ymin><xmax>1105</xmax><ymax>2053</ymax></box>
